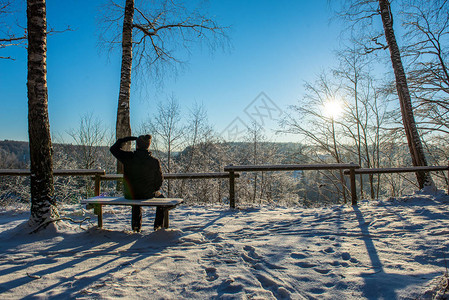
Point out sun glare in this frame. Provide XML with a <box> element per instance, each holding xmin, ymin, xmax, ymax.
<box><xmin>322</xmin><ymin>100</ymin><xmax>344</xmax><ymax>120</ymax></box>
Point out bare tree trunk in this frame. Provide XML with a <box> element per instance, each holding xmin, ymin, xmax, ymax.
<box><xmin>180</xmin><ymin>110</ymin><xmax>200</xmax><ymax>196</ymax></box>
<box><xmin>253</xmin><ymin>133</ymin><xmax>257</xmax><ymax>203</ymax></box>
<box><xmin>116</xmin><ymin>0</ymin><xmax>134</xmax><ymax>174</ymax></box>
<box><xmin>27</xmin><ymin>0</ymin><xmax>58</xmax><ymax>228</ymax></box>
<box><xmin>331</xmin><ymin>119</ymin><xmax>347</xmax><ymax>203</ymax></box>
<box><xmin>167</xmin><ymin>142</ymin><xmax>171</xmax><ymax>197</ymax></box>
<box><xmin>378</xmin><ymin>0</ymin><xmax>434</xmax><ymax>189</ymax></box>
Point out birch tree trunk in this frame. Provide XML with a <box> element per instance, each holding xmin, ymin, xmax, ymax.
<box><xmin>116</xmin><ymin>0</ymin><xmax>134</xmax><ymax>174</ymax></box>
<box><xmin>27</xmin><ymin>0</ymin><xmax>58</xmax><ymax>228</ymax></box>
<box><xmin>378</xmin><ymin>0</ymin><xmax>434</xmax><ymax>189</ymax></box>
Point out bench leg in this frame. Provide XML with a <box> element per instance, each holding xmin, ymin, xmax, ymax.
<box><xmin>93</xmin><ymin>204</ymin><xmax>103</xmax><ymax>228</ymax></box>
<box><xmin>132</xmin><ymin>205</ymin><xmax>143</xmax><ymax>232</ymax></box>
<box><xmin>163</xmin><ymin>209</ymin><xmax>169</xmax><ymax>228</ymax></box>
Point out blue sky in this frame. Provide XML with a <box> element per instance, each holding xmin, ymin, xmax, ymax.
<box><xmin>0</xmin><ymin>0</ymin><xmax>343</xmax><ymax>143</ymax></box>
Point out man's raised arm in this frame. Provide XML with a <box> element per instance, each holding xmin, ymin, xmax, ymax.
<box><xmin>110</xmin><ymin>136</ymin><xmax>137</xmax><ymax>162</ymax></box>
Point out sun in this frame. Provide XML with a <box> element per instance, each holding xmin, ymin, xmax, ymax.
<box><xmin>322</xmin><ymin>99</ymin><xmax>344</xmax><ymax>120</ymax></box>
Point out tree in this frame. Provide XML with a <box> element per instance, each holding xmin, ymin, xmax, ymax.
<box><xmin>281</xmin><ymin>72</ymin><xmax>349</xmax><ymax>203</ymax></box>
<box><xmin>337</xmin><ymin>0</ymin><xmax>434</xmax><ymax>189</ymax></box>
<box><xmin>334</xmin><ymin>48</ymin><xmax>388</xmax><ymax>199</ymax></box>
<box><xmin>246</xmin><ymin>121</ymin><xmax>264</xmax><ymax>203</ymax></box>
<box><xmin>100</xmin><ymin>0</ymin><xmax>227</xmax><ymax>174</ymax></box>
<box><xmin>181</xmin><ymin>102</ymin><xmax>213</xmax><ymax>173</ymax></box>
<box><xmin>67</xmin><ymin>114</ymin><xmax>109</xmax><ymax>170</ymax></box>
<box><xmin>378</xmin><ymin>0</ymin><xmax>434</xmax><ymax>189</ymax></box>
<box><xmin>65</xmin><ymin>114</ymin><xmax>110</xmax><ymax>197</ymax></box>
<box><xmin>144</xmin><ymin>96</ymin><xmax>184</xmax><ymax>196</ymax></box>
<box><xmin>334</xmin><ymin>48</ymin><xmax>366</xmax><ymax>197</ymax></box>
<box><xmin>115</xmin><ymin>0</ymin><xmax>134</xmax><ymax>174</ymax></box>
<box><xmin>27</xmin><ymin>0</ymin><xmax>58</xmax><ymax>229</ymax></box>
<box><xmin>177</xmin><ymin>103</ymin><xmax>214</xmax><ymax>196</ymax></box>
<box><xmin>402</xmin><ymin>0</ymin><xmax>449</xmax><ymax>138</ymax></box>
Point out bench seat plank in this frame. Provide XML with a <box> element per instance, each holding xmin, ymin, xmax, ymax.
<box><xmin>81</xmin><ymin>196</ymin><xmax>183</xmax><ymax>230</ymax></box>
<box><xmin>81</xmin><ymin>196</ymin><xmax>183</xmax><ymax>206</ymax></box>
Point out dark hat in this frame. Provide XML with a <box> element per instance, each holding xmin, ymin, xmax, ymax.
<box><xmin>136</xmin><ymin>134</ymin><xmax>152</xmax><ymax>149</ymax></box>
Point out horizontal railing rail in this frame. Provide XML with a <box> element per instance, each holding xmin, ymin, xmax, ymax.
<box><xmin>343</xmin><ymin>166</ymin><xmax>449</xmax><ymax>175</ymax></box>
<box><xmin>0</xmin><ymin>169</ymin><xmax>107</xmax><ymax>198</ymax></box>
<box><xmin>99</xmin><ymin>172</ymin><xmax>240</xmax><ymax>180</ymax></box>
<box><xmin>343</xmin><ymin>165</ymin><xmax>449</xmax><ymax>195</ymax></box>
<box><xmin>224</xmin><ymin>163</ymin><xmax>361</xmax><ymax>208</ymax></box>
<box><xmin>224</xmin><ymin>163</ymin><xmax>359</xmax><ymax>172</ymax></box>
<box><xmin>0</xmin><ymin>169</ymin><xmax>105</xmax><ymax>176</ymax></box>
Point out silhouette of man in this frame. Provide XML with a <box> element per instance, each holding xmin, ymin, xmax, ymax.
<box><xmin>110</xmin><ymin>135</ymin><xmax>165</xmax><ymax>231</ymax></box>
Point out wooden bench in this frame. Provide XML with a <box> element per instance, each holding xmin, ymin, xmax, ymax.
<box><xmin>81</xmin><ymin>196</ymin><xmax>183</xmax><ymax>229</ymax></box>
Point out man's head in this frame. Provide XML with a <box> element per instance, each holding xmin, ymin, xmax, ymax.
<box><xmin>136</xmin><ymin>134</ymin><xmax>152</xmax><ymax>150</ymax></box>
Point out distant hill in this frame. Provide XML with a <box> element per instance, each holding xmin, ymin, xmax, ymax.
<box><xmin>0</xmin><ymin>140</ymin><xmax>112</xmax><ymax>167</ymax></box>
<box><xmin>0</xmin><ymin>140</ymin><xmax>309</xmax><ymax>168</ymax></box>
<box><xmin>0</xmin><ymin>140</ymin><xmax>30</xmax><ymax>164</ymax></box>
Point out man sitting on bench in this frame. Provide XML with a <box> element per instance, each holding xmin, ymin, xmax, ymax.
<box><xmin>110</xmin><ymin>134</ymin><xmax>165</xmax><ymax>232</ymax></box>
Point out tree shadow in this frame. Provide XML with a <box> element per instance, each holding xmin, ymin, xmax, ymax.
<box><xmin>0</xmin><ymin>223</ymin><xmax>180</xmax><ymax>298</ymax></box>
<box><xmin>352</xmin><ymin>206</ymin><xmax>441</xmax><ymax>300</ymax></box>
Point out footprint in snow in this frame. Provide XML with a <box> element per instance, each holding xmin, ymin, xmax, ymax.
<box><xmin>309</xmin><ymin>287</ymin><xmax>326</xmax><ymax>295</ymax></box>
<box><xmin>341</xmin><ymin>252</ymin><xmax>351</xmax><ymax>260</ymax></box>
<box><xmin>296</xmin><ymin>261</ymin><xmax>316</xmax><ymax>268</ymax></box>
<box><xmin>243</xmin><ymin>245</ymin><xmax>262</xmax><ymax>259</ymax></box>
<box><xmin>205</xmin><ymin>267</ymin><xmax>219</xmax><ymax>281</ymax></box>
<box><xmin>350</xmin><ymin>257</ymin><xmax>359</xmax><ymax>263</ymax></box>
<box><xmin>323</xmin><ymin>247</ymin><xmax>335</xmax><ymax>253</ymax></box>
<box><xmin>242</xmin><ymin>245</ymin><xmax>286</xmax><ymax>270</ymax></box>
<box><xmin>330</xmin><ymin>260</ymin><xmax>340</xmax><ymax>266</ymax></box>
<box><xmin>313</xmin><ymin>267</ymin><xmax>331</xmax><ymax>274</ymax></box>
<box><xmin>291</xmin><ymin>252</ymin><xmax>317</xmax><ymax>268</ymax></box>
<box><xmin>256</xmin><ymin>274</ymin><xmax>291</xmax><ymax>299</ymax></box>
<box><xmin>291</xmin><ymin>252</ymin><xmax>307</xmax><ymax>259</ymax></box>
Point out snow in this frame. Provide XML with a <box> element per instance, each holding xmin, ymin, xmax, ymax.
<box><xmin>1</xmin><ymin>192</ymin><xmax>449</xmax><ymax>299</ymax></box>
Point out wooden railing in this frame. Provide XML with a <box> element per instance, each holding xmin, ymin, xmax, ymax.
<box><xmin>343</xmin><ymin>165</ymin><xmax>449</xmax><ymax>196</ymax></box>
<box><xmin>3</xmin><ymin>165</ymin><xmax>446</xmax><ymax>208</ymax></box>
<box><xmin>224</xmin><ymin>163</ymin><xmax>361</xmax><ymax>208</ymax></box>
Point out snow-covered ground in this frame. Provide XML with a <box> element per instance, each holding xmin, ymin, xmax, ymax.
<box><xmin>1</xmin><ymin>192</ymin><xmax>449</xmax><ymax>299</ymax></box>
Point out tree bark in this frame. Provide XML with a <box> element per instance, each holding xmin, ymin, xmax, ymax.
<box><xmin>378</xmin><ymin>0</ymin><xmax>433</xmax><ymax>189</ymax></box>
<box><xmin>27</xmin><ymin>0</ymin><xmax>58</xmax><ymax>228</ymax></box>
<box><xmin>116</xmin><ymin>0</ymin><xmax>134</xmax><ymax>174</ymax></box>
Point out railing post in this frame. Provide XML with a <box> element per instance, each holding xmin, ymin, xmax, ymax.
<box><xmin>227</xmin><ymin>165</ymin><xmax>236</xmax><ymax>209</ymax></box>
<box><xmin>94</xmin><ymin>204</ymin><xmax>103</xmax><ymax>228</ymax></box>
<box><xmin>349</xmin><ymin>164</ymin><xmax>357</xmax><ymax>206</ymax></box>
<box><xmin>229</xmin><ymin>171</ymin><xmax>236</xmax><ymax>209</ymax></box>
<box><xmin>94</xmin><ymin>174</ymin><xmax>101</xmax><ymax>197</ymax></box>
